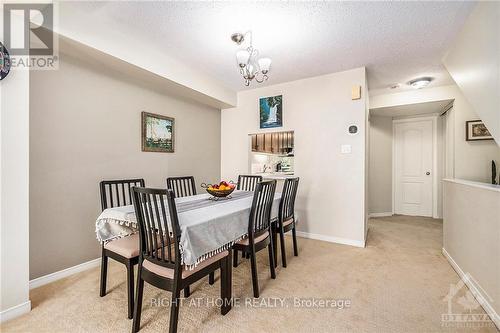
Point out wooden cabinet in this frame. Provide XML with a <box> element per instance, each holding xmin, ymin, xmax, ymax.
<box><xmin>271</xmin><ymin>132</ymin><xmax>281</xmax><ymax>154</ymax></box>
<box><xmin>250</xmin><ymin>131</ymin><xmax>294</xmax><ymax>154</ymax></box>
<box><xmin>251</xmin><ymin>134</ymin><xmax>258</xmax><ymax>152</ymax></box>
<box><xmin>254</xmin><ymin>134</ymin><xmax>265</xmax><ymax>152</ymax></box>
<box><xmin>264</xmin><ymin>133</ymin><xmax>273</xmax><ymax>153</ymax></box>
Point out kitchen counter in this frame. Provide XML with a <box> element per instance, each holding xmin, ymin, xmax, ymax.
<box><xmin>253</xmin><ymin>172</ymin><xmax>296</xmax><ymax>180</ymax></box>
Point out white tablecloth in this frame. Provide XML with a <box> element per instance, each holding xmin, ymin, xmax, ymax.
<box><xmin>95</xmin><ymin>190</ymin><xmax>280</xmax><ymax>269</ymax></box>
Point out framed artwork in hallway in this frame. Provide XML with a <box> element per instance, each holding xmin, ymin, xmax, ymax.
<box><xmin>260</xmin><ymin>95</ymin><xmax>283</xmax><ymax>128</ymax></box>
<box><xmin>465</xmin><ymin>120</ymin><xmax>493</xmax><ymax>141</ymax></box>
<box><xmin>141</xmin><ymin>111</ymin><xmax>175</xmax><ymax>152</ymax></box>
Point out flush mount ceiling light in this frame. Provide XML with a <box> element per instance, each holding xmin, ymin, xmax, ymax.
<box><xmin>231</xmin><ymin>31</ymin><xmax>271</xmax><ymax>86</ymax></box>
<box><xmin>408</xmin><ymin>77</ymin><xmax>434</xmax><ymax>89</ymax></box>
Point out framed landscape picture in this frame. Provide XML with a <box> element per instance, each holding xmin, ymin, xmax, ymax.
<box><xmin>465</xmin><ymin>120</ymin><xmax>493</xmax><ymax>141</ymax></box>
<box><xmin>260</xmin><ymin>95</ymin><xmax>282</xmax><ymax>128</ymax></box>
<box><xmin>142</xmin><ymin>111</ymin><xmax>174</xmax><ymax>152</ymax></box>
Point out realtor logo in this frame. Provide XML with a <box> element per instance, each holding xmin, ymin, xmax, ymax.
<box><xmin>441</xmin><ymin>273</ymin><xmax>495</xmax><ymax>329</ymax></box>
<box><xmin>2</xmin><ymin>3</ymin><xmax>58</xmax><ymax>69</ymax></box>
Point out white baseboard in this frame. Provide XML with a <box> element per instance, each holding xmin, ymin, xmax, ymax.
<box><xmin>442</xmin><ymin>248</ymin><xmax>500</xmax><ymax>329</ymax></box>
<box><xmin>295</xmin><ymin>231</ymin><xmax>365</xmax><ymax>248</ymax></box>
<box><xmin>0</xmin><ymin>301</ymin><xmax>31</xmax><ymax>323</ymax></box>
<box><xmin>29</xmin><ymin>257</ymin><xmax>100</xmax><ymax>290</ymax></box>
<box><xmin>368</xmin><ymin>212</ymin><xmax>393</xmax><ymax>218</ymax></box>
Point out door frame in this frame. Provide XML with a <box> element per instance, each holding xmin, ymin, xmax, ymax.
<box><xmin>392</xmin><ymin>115</ymin><xmax>439</xmax><ymax>218</ymax></box>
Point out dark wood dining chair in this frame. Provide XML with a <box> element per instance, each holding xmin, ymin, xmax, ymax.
<box><xmin>99</xmin><ymin>178</ymin><xmax>144</xmax><ymax>319</ymax></box>
<box><xmin>272</xmin><ymin>177</ymin><xmax>300</xmax><ymax>268</ymax></box>
<box><xmin>237</xmin><ymin>175</ymin><xmax>263</xmax><ymax>191</ymax></box>
<box><xmin>167</xmin><ymin>175</ymin><xmax>215</xmax><ymax>291</ymax></box>
<box><xmin>131</xmin><ymin>187</ymin><xmax>232</xmax><ymax>333</ymax></box>
<box><xmin>235</xmin><ymin>175</ymin><xmax>264</xmax><ymax>261</ymax></box>
<box><xmin>233</xmin><ymin>180</ymin><xmax>277</xmax><ymax>298</ymax></box>
<box><xmin>166</xmin><ymin>176</ymin><xmax>196</xmax><ymax>197</ymax></box>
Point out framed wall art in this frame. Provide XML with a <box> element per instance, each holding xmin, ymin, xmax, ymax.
<box><xmin>465</xmin><ymin>120</ymin><xmax>493</xmax><ymax>141</ymax></box>
<box><xmin>142</xmin><ymin>111</ymin><xmax>175</xmax><ymax>152</ymax></box>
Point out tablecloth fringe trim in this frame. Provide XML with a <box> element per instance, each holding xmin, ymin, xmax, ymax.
<box><xmin>183</xmin><ymin>234</ymin><xmax>247</xmax><ymax>271</ymax></box>
<box><xmin>95</xmin><ymin>218</ymin><xmax>138</xmax><ymax>243</ymax></box>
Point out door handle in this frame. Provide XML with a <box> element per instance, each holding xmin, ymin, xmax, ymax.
<box><xmin>426</xmin><ymin>172</ymin><xmax>431</xmax><ymax>176</ymax></box>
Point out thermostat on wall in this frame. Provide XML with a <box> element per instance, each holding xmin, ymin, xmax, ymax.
<box><xmin>348</xmin><ymin>125</ymin><xmax>358</xmax><ymax>135</ymax></box>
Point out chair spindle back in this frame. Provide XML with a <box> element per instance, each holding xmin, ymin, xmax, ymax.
<box><xmin>132</xmin><ymin>187</ymin><xmax>181</xmax><ymax>270</ymax></box>
<box><xmin>278</xmin><ymin>177</ymin><xmax>299</xmax><ymax>224</ymax></box>
<box><xmin>100</xmin><ymin>178</ymin><xmax>145</xmax><ymax>211</ymax></box>
<box><xmin>248</xmin><ymin>180</ymin><xmax>277</xmax><ymax>238</ymax></box>
<box><xmin>237</xmin><ymin>175</ymin><xmax>263</xmax><ymax>191</ymax></box>
<box><xmin>166</xmin><ymin>176</ymin><xmax>196</xmax><ymax>198</ymax></box>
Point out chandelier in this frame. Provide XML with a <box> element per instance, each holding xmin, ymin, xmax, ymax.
<box><xmin>231</xmin><ymin>31</ymin><xmax>271</xmax><ymax>86</ymax></box>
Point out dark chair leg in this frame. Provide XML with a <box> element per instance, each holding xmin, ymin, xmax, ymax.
<box><xmin>126</xmin><ymin>262</ymin><xmax>135</xmax><ymax>319</ymax></box>
<box><xmin>268</xmin><ymin>234</ymin><xmax>276</xmax><ymax>279</ymax></box>
<box><xmin>209</xmin><ymin>272</ymin><xmax>215</xmax><ymax>285</ymax></box>
<box><xmin>221</xmin><ymin>253</ymin><xmax>232</xmax><ymax>315</ymax></box>
<box><xmin>249</xmin><ymin>250</ymin><xmax>259</xmax><ymax>298</ymax></box>
<box><xmin>183</xmin><ymin>286</ymin><xmax>190</xmax><ymax>298</ymax></box>
<box><xmin>99</xmin><ymin>253</ymin><xmax>108</xmax><ymax>297</ymax></box>
<box><xmin>233</xmin><ymin>249</ymin><xmax>239</xmax><ymax>268</ymax></box>
<box><xmin>273</xmin><ymin>229</ymin><xmax>278</xmax><ymax>268</ymax></box>
<box><xmin>132</xmin><ymin>269</ymin><xmax>144</xmax><ymax>333</ymax></box>
<box><xmin>292</xmin><ymin>227</ymin><xmax>298</xmax><ymax>256</ymax></box>
<box><xmin>169</xmin><ymin>288</ymin><xmax>181</xmax><ymax>333</ymax></box>
<box><xmin>279</xmin><ymin>230</ymin><xmax>287</xmax><ymax>268</ymax></box>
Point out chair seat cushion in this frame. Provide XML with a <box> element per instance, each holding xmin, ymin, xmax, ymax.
<box><xmin>283</xmin><ymin>218</ymin><xmax>294</xmax><ymax>227</ymax></box>
<box><xmin>142</xmin><ymin>250</ymin><xmax>229</xmax><ymax>279</ymax></box>
<box><xmin>236</xmin><ymin>231</ymin><xmax>269</xmax><ymax>246</ymax></box>
<box><xmin>104</xmin><ymin>234</ymin><xmax>140</xmax><ymax>258</ymax></box>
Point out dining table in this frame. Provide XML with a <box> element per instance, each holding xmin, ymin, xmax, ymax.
<box><xmin>95</xmin><ymin>190</ymin><xmax>281</xmax><ymax>269</ymax></box>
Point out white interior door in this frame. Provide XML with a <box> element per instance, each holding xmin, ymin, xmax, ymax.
<box><xmin>394</xmin><ymin>119</ymin><xmax>433</xmax><ymax>217</ymax></box>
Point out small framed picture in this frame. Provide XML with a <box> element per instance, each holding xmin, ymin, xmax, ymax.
<box><xmin>260</xmin><ymin>95</ymin><xmax>282</xmax><ymax>129</ymax></box>
<box><xmin>142</xmin><ymin>112</ymin><xmax>175</xmax><ymax>152</ymax></box>
<box><xmin>465</xmin><ymin>120</ymin><xmax>493</xmax><ymax>141</ymax></box>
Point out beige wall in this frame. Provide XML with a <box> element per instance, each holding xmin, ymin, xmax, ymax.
<box><xmin>221</xmin><ymin>68</ymin><xmax>368</xmax><ymax>246</ymax></box>
<box><xmin>443</xmin><ymin>2</ymin><xmax>500</xmax><ymax>143</ymax></box>
<box><xmin>29</xmin><ymin>53</ymin><xmax>221</xmax><ymax>279</ymax></box>
<box><xmin>443</xmin><ymin>179</ymin><xmax>500</xmax><ymax>326</ymax></box>
<box><xmin>368</xmin><ymin>116</ymin><xmax>392</xmax><ymax>214</ymax></box>
<box><xmin>370</xmin><ymin>85</ymin><xmax>500</xmax><ymax>184</ymax></box>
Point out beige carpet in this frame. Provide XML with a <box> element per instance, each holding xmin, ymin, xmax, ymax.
<box><xmin>2</xmin><ymin>216</ymin><xmax>498</xmax><ymax>333</ymax></box>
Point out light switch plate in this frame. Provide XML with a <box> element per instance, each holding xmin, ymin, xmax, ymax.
<box><xmin>341</xmin><ymin>144</ymin><xmax>352</xmax><ymax>154</ymax></box>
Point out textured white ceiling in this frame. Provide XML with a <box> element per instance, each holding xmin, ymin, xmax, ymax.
<box><xmin>64</xmin><ymin>1</ymin><xmax>475</xmax><ymax>93</ymax></box>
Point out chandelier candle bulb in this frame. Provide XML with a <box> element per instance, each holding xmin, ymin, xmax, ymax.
<box><xmin>258</xmin><ymin>58</ymin><xmax>271</xmax><ymax>73</ymax></box>
<box><xmin>236</xmin><ymin>50</ymin><xmax>250</xmax><ymax>67</ymax></box>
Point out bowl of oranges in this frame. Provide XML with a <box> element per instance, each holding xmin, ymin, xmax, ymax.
<box><xmin>201</xmin><ymin>181</ymin><xmax>236</xmax><ymax>198</ymax></box>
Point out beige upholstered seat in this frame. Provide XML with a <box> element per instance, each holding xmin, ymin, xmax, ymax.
<box><xmin>283</xmin><ymin>218</ymin><xmax>294</xmax><ymax>227</ymax></box>
<box><xmin>142</xmin><ymin>250</ymin><xmax>229</xmax><ymax>279</ymax></box>
<box><xmin>235</xmin><ymin>231</ymin><xmax>269</xmax><ymax>246</ymax></box>
<box><xmin>104</xmin><ymin>234</ymin><xmax>140</xmax><ymax>258</ymax></box>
